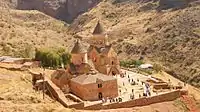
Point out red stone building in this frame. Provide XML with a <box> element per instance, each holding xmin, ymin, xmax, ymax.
<box><xmin>88</xmin><ymin>21</ymin><xmax>121</xmax><ymax>76</ymax></box>
<box><xmin>70</xmin><ymin>70</ymin><xmax>118</xmax><ymax>101</ymax></box>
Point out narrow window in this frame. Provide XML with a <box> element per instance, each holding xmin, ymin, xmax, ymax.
<box><xmin>112</xmin><ymin>61</ymin><xmax>114</xmax><ymax>65</ymax></box>
<box><xmin>98</xmin><ymin>83</ymin><xmax>102</xmax><ymax>88</ymax></box>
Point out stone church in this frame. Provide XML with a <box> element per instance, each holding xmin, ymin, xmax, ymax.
<box><xmin>51</xmin><ymin>21</ymin><xmax>120</xmax><ymax>101</ymax></box>
<box><xmin>88</xmin><ymin>21</ymin><xmax>121</xmax><ymax>76</ymax></box>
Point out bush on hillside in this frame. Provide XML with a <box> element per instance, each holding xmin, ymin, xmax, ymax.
<box><xmin>120</xmin><ymin>59</ymin><xmax>144</xmax><ymax>68</ymax></box>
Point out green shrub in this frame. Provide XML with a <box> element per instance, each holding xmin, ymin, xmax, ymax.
<box><xmin>120</xmin><ymin>59</ymin><xmax>144</xmax><ymax>68</ymax></box>
<box><xmin>134</xmin><ymin>60</ymin><xmax>144</xmax><ymax>66</ymax></box>
<box><xmin>35</xmin><ymin>48</ymin><xmax>71</xmax><ymax>68</ymax></box>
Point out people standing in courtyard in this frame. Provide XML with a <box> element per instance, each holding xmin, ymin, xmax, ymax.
<box><xmin>130</xmin><ymin>94</ymin><xmax>134</xmax><ymax>100</ymax></box>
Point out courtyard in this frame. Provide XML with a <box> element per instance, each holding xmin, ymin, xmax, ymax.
<box><xmin>102</xmin><ymin>68</ymin><xmax>185</xmax><ymax>105</ymax></box>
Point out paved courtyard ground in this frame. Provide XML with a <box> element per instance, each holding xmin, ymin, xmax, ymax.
<box><xmin>116</xmin><ymin>69</ymin><xmax>158</xmax><ymax>102</ymax></box>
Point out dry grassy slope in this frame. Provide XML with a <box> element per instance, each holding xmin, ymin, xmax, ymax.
<box><xmin>0</xmin><ymin>0</ymin><xmax>75</xmax><ymax>57</ymax></box>
<box><xmin>0</xmin><ymin>68</ymin><xmax>75</xmax><ymax>112</ymax></box>
<box><xmin>71</xmin><ymin>1</ymin><xmax>200</xmax><ymax>87</ymax></box>
<box><xmin>0</xmin><ymin>1</ymin><xmax>197</xmax><ymax>112</ymax></box>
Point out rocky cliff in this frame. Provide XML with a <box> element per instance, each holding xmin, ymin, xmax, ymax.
<box><xmin>15</xmin><ymin>0</ymin><xmax>101</xmax><ymax>22</ymax></box>
<box><xmin>14</xmin><ymin>0</ymin><xmax>194</xmax><ymax>22</ymax></box>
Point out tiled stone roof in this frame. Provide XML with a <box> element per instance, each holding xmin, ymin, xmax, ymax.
<box><xmin>71</xmin><ymin>40</ymin><xmax>87</xmax><ymax>54</ymax></box>
<box><xmin>68</xmin><ymin>63</ymin><xmax>92</xmax><ymax>75</ymax></box>
<box><xmin>71</xmin><ymin>73</ymin><xmax>116</xmax><ymax>85</ymax></box>
<box><xmin>101</xmin><ymin>45</ymin><xmax>112</xmax><ymax>56</ymax></box>
<box><xmin>92</xmin><ymin>21</ymin><xmax>104</xmax><ymax>35</ymax></box>
<box><xmin>88</xmin><ymin>45</ymin><xmax>102</xmax><ymax>53</ymax></box>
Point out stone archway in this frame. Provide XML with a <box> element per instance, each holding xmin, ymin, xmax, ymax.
<box><xmin>98</xmin><ymin>92</ymin><xmax>103</xmax><ymax>99</ymax></box>
<box><xmin>112</xmin><ymin>71</ymin><xmax>116</xmax><ymax>76</ymax></box>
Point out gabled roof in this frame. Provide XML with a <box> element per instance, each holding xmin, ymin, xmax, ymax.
<box><xmin>68</xmin><ymin>63</ymin><xmax>92</xmax><ymax>75</ymax></box>
<box><xmin>88</xmin><ymin>45</ymin><xmax>115</xmax><ymax>57</ymax></box>
<box><xmin>71</xmin><ymin>40</ymin><xmax>87</xmax><ymax>54</ymax></box>
<box><xmin>70</xmin><ymin>73</ymin><xmax>116</xmax><ymax>85</ymax></box>
<box><xmin>101</xmin><ymin>45</ymin><xmax>112</xmax><ymax>56</ymax></box>
<box><xmin>92</xmin><ymin>21</ymin><xmax>104</xmax><ymax>35</ymax></box>
<box><xmin>88</xmin><ymin>45</ymin><xmax>101</xmax><ymax>53</ymax></box>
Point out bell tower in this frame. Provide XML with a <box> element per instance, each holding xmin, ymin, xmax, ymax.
<box><xmin>71</xmin><ymin>39</ymin><xmax>88</xmax><ymax>65</ymax></box>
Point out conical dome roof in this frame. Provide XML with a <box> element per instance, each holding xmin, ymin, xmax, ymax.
<box><xmin>92</xmin><ymin>21</ymin><xmax>104</xmax><ymax>35</ymax></box>
<box><xmin>71</xmin><ymin>40</ymin><xmax>87</xmax><ymax>54</ymax></box>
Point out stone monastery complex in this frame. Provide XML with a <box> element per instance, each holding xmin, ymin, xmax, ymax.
<box><xmin>0</xmin><ymin>21</ymin><xmax>189</xmax><ymax>110</ymax></box>
<box><xmin>51</xmin><ymin>21</ymin><xmax>121</xmax><ymax>101</ymax></box>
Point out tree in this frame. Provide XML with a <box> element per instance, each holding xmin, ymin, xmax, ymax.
<box><xmin>35</xmin><ymin>48</ymin><xmax>71</xmax><ymax>68</ymax></box>
<box><xmin>61</xmin><ymin>52</ymin><xmax>71</xmax><ymax>66</ymax></box>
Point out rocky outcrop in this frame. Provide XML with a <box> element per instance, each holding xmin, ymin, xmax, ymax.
<box><xmin>15</xmin><ymin>0</ymin><xmax>102</xmax><ymax>22</ymax></box>
<box><xmin>158</xmin><ymin>0</ymin><xmax>190</xmax><ymax>10</ymax></box>
<box><xmin>13</xmin><ymin>0</ymin><xmax>195</xmax><ymax>22</ymax></box>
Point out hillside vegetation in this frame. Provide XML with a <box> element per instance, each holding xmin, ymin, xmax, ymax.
<box><xmin>0</xmin><ymin>0</ymin><xmax>74</xmax><ymax>58</ymax></box>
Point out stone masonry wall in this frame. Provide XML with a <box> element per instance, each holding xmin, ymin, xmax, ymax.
<box><xmin>70</xmin><ymin>79</ymin><xmax>118</xmax><ymax>101</ymax></box>
<box><xmin>84</xmin><ymin>90</ymin><xmax>186</xmax><ymax>110</ymax></box>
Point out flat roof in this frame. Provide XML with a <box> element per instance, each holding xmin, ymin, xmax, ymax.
<box><xmin>71</xmin><ymin>73</ymin><xmax>116</xmax><ymax>85</ymax></box>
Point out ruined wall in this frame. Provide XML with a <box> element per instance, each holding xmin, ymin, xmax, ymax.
<box><xmin>51</xmin><ymin>74</ymin><xmax>71</xmax><ymax>93</ymax></box>
<box><xmin>44</xmin><ymin>77</ymin><xmax>85</xmax><ymax>108</ymax></box>
<box><xmin>44</xmin><ymin>77</ymin><xmax>69</xmax><ymax>107</ymax></box>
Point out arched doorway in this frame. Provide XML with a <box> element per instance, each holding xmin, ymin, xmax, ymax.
<box><xmin>98</xmin><ymin>92</ymin><xmax>103</xmax><ymax>99</ymax></box>
<box><xmin>112</xmin><ymin>71</ymin><xmax>116</xmax><ymax>76</ymax></box>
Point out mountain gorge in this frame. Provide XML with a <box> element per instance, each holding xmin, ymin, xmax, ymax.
<box><xmin>14</xmin><ymin>0</ymin><xmax>102</xmax><ymax>22</ymax></box>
